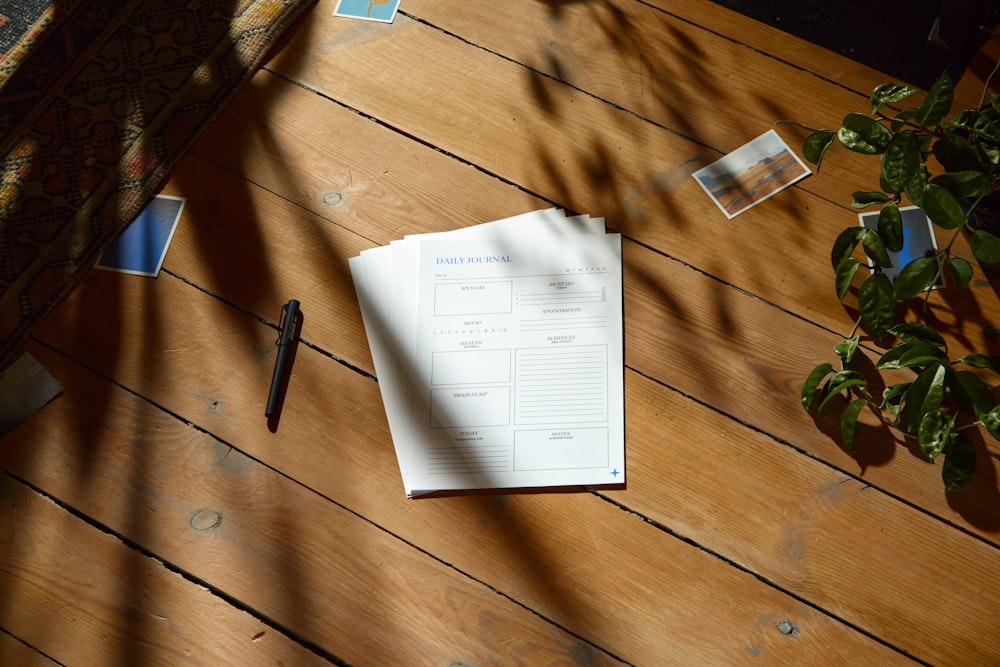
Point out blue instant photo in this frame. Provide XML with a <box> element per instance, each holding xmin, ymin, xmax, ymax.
<box><xmin>97</xmin><ymin>195</ymin><xmax>185</xmax><ymax>277</ymax></box>
<box><xmin>858</xmin><ymin>205</ymin><xmax>944</xmax><ymax>289</ymax></box>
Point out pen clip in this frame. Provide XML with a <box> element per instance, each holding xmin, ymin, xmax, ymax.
<box><xmin>275</xmin><ymin>302</ymin><xmax>290</xmax><ymax>346</ymax></box>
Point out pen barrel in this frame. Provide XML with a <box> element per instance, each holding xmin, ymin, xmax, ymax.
<box><xmin>265</xmin><ymin>299</ymin><xmax>300</xmax><ymax>418</ymax></box>
<box><xmin>266</xmin><ymin>343</ymin><xmax>291</xmax><ymax>417</ymax></box>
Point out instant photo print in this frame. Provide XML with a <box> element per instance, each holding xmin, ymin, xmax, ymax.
<box><xmin>96</xmin><ymin>195</ymin><xmax>185</xmax><ymax>277</ymax></box>
<box><xmin>333</xmin><ymin>0</ymin><xmax>401</xmax><ymax>22</ymax></box>
<box><xmin>692</xmin><ymin>129</ymin><xmax>811</xmax><ymax>219</ymax></box>
<box><xmin>858</xmin><ymin>205</ymin><xmax>944</xmax><ymax>289</ymax></box>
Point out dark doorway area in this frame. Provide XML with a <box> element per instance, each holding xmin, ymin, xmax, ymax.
<box><xmin>708</xmin><ymin>0</ymin><xmax>1000</xmax><ymax>89</ymax></box>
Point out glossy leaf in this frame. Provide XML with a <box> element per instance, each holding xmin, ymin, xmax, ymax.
<box><xmin>831</xmin><ymin>226</ymin><xmax>866</xmax><ymax>270</ymax></box>
<box><xmin>900</xmin><ymin>363</ymin><xmax>946</xmax><ymax>435</ymax></box>
<box><xmin>881</xmin><ymin>382</ymin><xmax>910</xmax><ymax>415</ymax></box>
<box><xmin>918</xmin><ymin>410</ymin><xmax>954</xmax><ymax>461</ymax></box>
<box><xmin>870</xmin><ymin>82</ymin><xmax>919</xmax><ymax>113</ymax></box>
<box><xmin>834</xmin><ymin>335</ymin><xmax>860</xmax><ymax>365</ymax></box>
<box><xmin>946</xmin><ymin>257</ymin><xmax>973</xmax><ymax>289</ymax></box>
<box><xmin>902</xmin><ymin>165</ymin><xmax>928</xmax><ymax>207</ymax></box>
<box><xmin>801</xmin><ymin>363</ymin><xmax>834</xmax><ymax>410</ymax></box>
<box><xmin>838</xmin><ymin>113</ymin><xmax>892</xmax><ymax>154</ymax></box>
<box><xmin>888</xmin><ymin>322</ymin><xmax>946</xmax><ymax>346</ymax></box>
<box><xmin>942</xmin><ymin>434</ymin><xmax>975</xmax><ymax>492</ymax></box>
<box><xmin>958</xmin><ymin>354</ymin><xmax>1000</xmax><ymax>372</ymax></box>
<box><xmin>893</xmin><ymin>256</ymin><xmax>939</xmax><ymax>299</ymax></box>
<box><xmin>970</xmin><ymin>229</ymin><xmax>1000</xmax><ymax>264</ymax></box>
<box><xmin>877</xmin><ymin>203</ymin><xmax>903</xmax><ymax>252</ymax></box>
<box><xmin>840</xmin><ymin>399</ymin><xmax>868</xmax><ymax>452</ymax></box>
<box><xmin>921</xmin><ymin>184</ymin><xmax>965</xmax><ymax>229</ymax></box>
<box><xmin>933</xmin><ymin>132</ymin><xmax>982</xmax><ymax>172</ymax></box>
<box><xmin>851</xmin><ymin>191</ymin><xmax>890</xmax><ymax>209</ymax></box>
<box><xmin>879</xmin><ymin>131</ymin><xmax>921</xmax><ymax>193</ymax></box>
<box><xmin>862</xmin><ymin>229</ymin><xmax>893</xmax><ymax>268</ymax></box>
<box><xmin>835</xmin><ymin>258</ymin><xmax>861</xmax><ymax>300</ymax></box>
<box><xmin>858</xmin><ymin>272</ymin><xmax>895</xmax><ymax>340</ymax></box>
<box><xmin>981</xmin><ymin>405</ymin><xmax>1000</xmax><ymax>440</ymax></box>
<box><xmin>803</xmin><ymin>130</ymin><xmax>836</xmax><ymax>168</ymax></box>
<box><xmin>817</xmin><ymin>370</ymin><xmax>867</xmax><ymax>412</ymax></box>
<box><xmin>875</xmin><ymin>341</ymin><xmax>947</xmax><ymax>370</ymax></box>
<box><xmin>930</xmin><ymin>170</ymin><xmax>992</xmax><ymax>200</ymax></box>
<box><xmin>914</xmin><ymin>72</ymin><xmax>954</xmax><ymax>126</ymax></box>
<box><xmin>949</xmin><ymin>370</ymin><xmax>994</xmax><ymax>418</ymax></box>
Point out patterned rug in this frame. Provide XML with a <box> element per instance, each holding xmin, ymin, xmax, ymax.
<box><xmin>0</xmin><ymin>0</ymin><xmax>314</xmax><ymax>367</ymax></box>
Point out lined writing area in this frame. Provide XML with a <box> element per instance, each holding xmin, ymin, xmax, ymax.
<box><xmin>517</xmin><ymin>287</ymin><xmax>608</xmax><ymax>305</ymax></box>
<box><xmin>426</xmin><ymin>442</ymin><xmax>512</xmax><ymax>474</ymax></box>
<box><xmin>515</xmin><ymin>346</ymin><xmax>608</xmax><ymax>425</ymax></box>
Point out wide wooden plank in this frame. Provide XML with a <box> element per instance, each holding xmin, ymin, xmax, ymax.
<box><xmin>0</xmin><ymin>629</ymin><xmax>58</xmax><ymax>667</ymax></box>
<box><xmin>2</xmin><ymin>346</ymin><xmax>627</xmax><ymax>666</ymax></box>
<box><xmin>27</xmin><ymin>226</ymin><xmax>1000</xmax><ymax>663</ymax></box>
<box><xmin>182</xmin><ymin>71</ymin><xmax>1000</xmax><ymax>522</ymax></box>
<box><xmin>0</xmin><ymin>476</ymin><xmax>332</xmax><ymax>666</ymax></box>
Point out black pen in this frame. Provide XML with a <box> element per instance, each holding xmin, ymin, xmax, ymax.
<box><xmin>266</xmin><ymin>299</ymin><xmax>300</xmax><ymax>419</ymax></box>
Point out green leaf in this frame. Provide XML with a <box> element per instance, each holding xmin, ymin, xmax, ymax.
<box><xmin>970</xmin><ymin>229</ymin><xmax>1000</xmax><ymax>264</ymax></box>
<box><xmin>902</xmin><ymin>165</ymin><xmax>928</xmax><ymax>207</ymax></box>
<box><xmin>881</xmin><ymin>382</ymin><xmax>910</xmax><ymax>415</ymax></box>
<box><xmin>893</xmin><ymin>256</ymin><xmax>939</xmax><ymax>300</ymax></box>
<box><xmin>921</xmin><ymin>184</ymin><xmax>966</xmax><ymax>229</ymax></box>
<box><xmin>942</xmin><ymin>434</ymin><xmax>975</xmax><ymax>492</ymax></box>
<box><xmin>914</xmin><ymin>72</ymin><xmax>954</xmax><ymax>126</ymax></box>
<box><xmin>930</xmin><ymin>170</ymin><xmax>993</xmax><ymax>200</ymax></box>
<box><xmin>875</xmin><ymin>341</ymin><xmax>947</xmax><ymax>369</ymax></box>
<box><xmin>946</xmin><ymin>257</ymin><xmax>973</xmax><ymax>288</ymax></box>
<box><xmin>918</xmin><ymin>410</ymin><xmax>955</xmax><ymax>461</ymax></box>
<box><xmin>834</xmin><ymin>335</ymin><xmax>861</xmax><ymax>364</ymax></box>
<box><xmin>877</xmin><ymin>203</ymin><xmax>904</xmax><ymax>252</ymax></box>
<box><xmin>831</xmin><ymin>226</ymin><xmax>867</xmax><ymax>270</ymax></box>
<box><xmin>933</xmin><ymin>132</ymin><xmax>982</xmax><ymax>172</ymax></box>
<box><xmin>888</xmin><ymin>322</ymin><xmax>946</xmax><ymax>346</ymax></box>
<box><xmin>840</xmin><ymin>398</ymin><xmax>868</xmax><ymax>452</ymax></box>
<box><xmin>862</xmin><ymin>229</ymin><xmax>893</xmax><ymax>268</ymax></box>
<box><xmin>838</xmin><ymin>113</ymin><xmax>893</xmax><ymax>154</ymax></box>
<box><xmin>851</xmin><ymin>191</ymin><xmax>890</xmax><ymax>209</ymax></box>
<box><xmin>870</xmin><ymin>82</ymin><xmax>919</xmax><ymax>114</ymax></box>
<box><xmin>950</xmin><ymin>110</ymin><xmax>1000</xmax><ymax>147</ymax></box>
<box><xmin>880</xmin><ymin>131</ymin><xmax>921</xmax><ymax>193</ymax></box>
<box><xmin>981</xmin><ymin>405</ymin><xmax>1000</xmax><ymax>439</ymax></box>
<box><xmin>802</xmin><ymin>363</ymin><xmax>835</xmax><ymax>410</ymax></box>
<box><xmin>958</xmin><ymin>354</ymin><xmax>1000</xmax><ymax>372</ymax></box>
<box><xmin>858</xmin><ymin>272</ymin><xmax>895</xmax><ymax>340</ymax></box>
<box><xmin>817</xmin><ymin>370</ymin><xmax>867</xmax><ymax>412</ymax></box>
<box><xmin>803</xmin><ymin>130</ymin><xmax>836</xmax><ymax>168</ymax></box>
<box><xmin>835</xmin><ymin>258</ymin><xmax>861</xmax><ymax>300</ymax></box>
<box><xmin>949</xmin><ymin>370</ymin><xmax>994</xmax><ymax>418</ymax></box>
<box><xmin>900</xmin><ymin>363</ymin><xmax>946</xmax><ymax>435</ymax></box>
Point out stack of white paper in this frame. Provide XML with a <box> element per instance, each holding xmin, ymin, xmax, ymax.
<box><xmin>349</xmin><ymin>209</ymin><xmax>625</xmax><ymax>497</ymax></box>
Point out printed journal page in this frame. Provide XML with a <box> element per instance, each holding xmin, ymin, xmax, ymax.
<box><xmin>404</xmin><ymin>231</ymin><xmax>624</xmax><ymax>495</ymax></box>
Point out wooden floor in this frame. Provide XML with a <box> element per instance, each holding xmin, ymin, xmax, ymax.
<box><xmin>3</xmin><ymin>1</ymin><xmax>1000</xmax><ymax>664</ymax></box>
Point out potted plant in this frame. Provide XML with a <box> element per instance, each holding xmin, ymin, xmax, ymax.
<box><xmin>789</xmin><ymin>68</ymin><xmax>1000</xmax><ymax>492</ymax></box>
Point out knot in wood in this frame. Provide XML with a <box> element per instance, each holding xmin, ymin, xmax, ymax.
<box><xmin>190</xmin><ymin>508</ymin><xmax>222</xmax><ymax>531</ymax></box>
